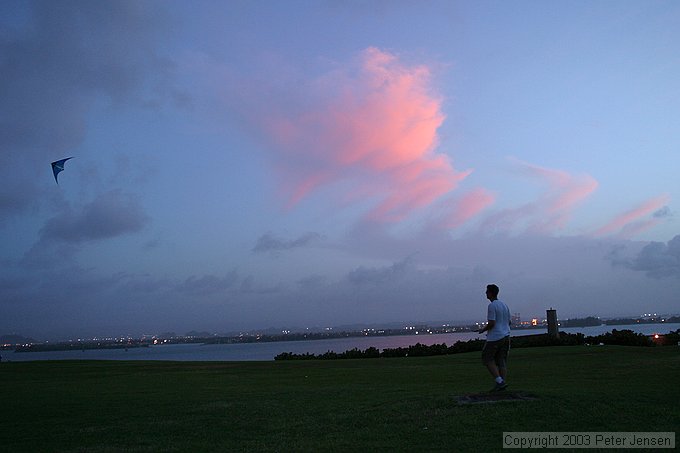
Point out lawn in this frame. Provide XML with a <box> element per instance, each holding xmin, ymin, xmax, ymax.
<box><xmin>1</xmin><ymin>345</ymin><xmax>678</xmax><ymax>452</ymax></box>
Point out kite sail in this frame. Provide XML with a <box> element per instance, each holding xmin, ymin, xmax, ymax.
<box><xmin>51</xmin><ymin>157</ymin><xmax>73</xmax><ymax>184</ymax></box>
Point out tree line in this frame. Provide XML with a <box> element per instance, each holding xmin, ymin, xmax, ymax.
<box><xmin>274</xmin><ymin>329</ymin><xmax>680</xmax><ymax>360</ymax></box>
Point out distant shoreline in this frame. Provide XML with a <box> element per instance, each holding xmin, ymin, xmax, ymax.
<box><xmin>7</xmin><ymin>321</ymin><xmax>679</xmax><ymax>354</ymax></box>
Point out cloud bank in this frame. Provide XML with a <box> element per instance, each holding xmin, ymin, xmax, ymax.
<box><xmin>627</xmin><ymin>235</ymin><xmax>680</xmax><ymax>278</ymax></box>
<box><xmin>252</xmin><ymin>232</ymin><xmax>322</xmax><ymax>253</ymax></box>
<box><xmin>40</xmin><ymin>191</ymin><xmax>148</xmax><ymax>243</ymax></box>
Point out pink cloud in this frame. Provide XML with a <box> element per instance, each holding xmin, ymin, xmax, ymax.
<box><xmin>435</xmin><ymin>188</ymin><xmax>496</xmax><ymax>229</ymax></box>
<box><xmin>258</xmin><ymin>47</ymin><xmax>469</xmax><ymax>222</ymax></box>
<box><xmin>520</xmin><ymin>162</ymin><xmax>598</xmax><ymax>210</ymax></box>
<box><xmin>593</xmin><ymin>194</ymin><xmax>671</xmax><ymax>237</ymax></box>
<box><xmin>524</xmin><ymin>163</ymin><xmax>599</xmax><ymax>233</ymax></box>
<box><xmin>482</xmin><ymin>160</ymin><xmax>598</xmax><ymax>235</ymax></box>
<box><xmin>616</xmin><ymin>219</ymin><xmax>664</xmax><ymax>239</ymax></box>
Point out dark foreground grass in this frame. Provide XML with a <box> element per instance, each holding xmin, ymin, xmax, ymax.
<box><xmin>1</xmin><ymin>346</ymin><xmax>678</xmax><ymax>452</ymax></box>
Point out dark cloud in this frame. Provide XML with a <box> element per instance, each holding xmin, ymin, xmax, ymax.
<box><xmin>176</xmin><ymin>271</ymin><xmax>239</xmax><ymax>295</ymax></box>
<box><xmin>20</xmin><ymin>242</ymin><xmax>79</xmax><ymax>270</ymax></box>
<box><xmin>629</xmin><ymin>235</ymin><xmax>680</xmax><ymax>278</ymax></box>
<box><xmin>653</xmin><ymin>206</ymin><xmax>672</xmax><ymax>218</ymax></box>
<box><xmin>0</xmin><ymin>184</ymin><xmax>41</xmax><ymax>221</ymax></box>
<box><xmin>252</xmin><ymin>232</ymin><xmax>322</xmax><ymax>253</ymax></box>
<box><xmin>347</xmin><ymin>256</ymin><xmax>415</xmax><ymax>286</ymax></box>
<box><xmin>40</xmin><ymin>190</ymin><xmax>148</xmax><ymax>243</ymax></box>
<box><xmin>296</xmin><ymin>274</ymin><xmax>329</xmax><ymax>290</ymax></box>
<box><xmin>605</xmin><ymin>244</ymin><xmax>631</xmax><ymax>268</ymax></box>
<box><xmin>120</xmin><ymin>274</ymin><xmax>172</xmax><ymax>294</ymax></box>
<box><xmin>238</xmin><ymin>276</ymin><xmax>283</xmax><ymax>295</ymax></box>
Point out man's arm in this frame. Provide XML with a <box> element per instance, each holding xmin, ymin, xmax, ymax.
<box><xmin>478</xmin><ymin>319</ymin><xmax>496</xmax><ymax>334</ymax></box>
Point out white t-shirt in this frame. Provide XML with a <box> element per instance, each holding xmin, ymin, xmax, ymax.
<box><xmin>486</xmin><ymin>299</ymin><xmax>511</xmax><ymax>341</ymax></box>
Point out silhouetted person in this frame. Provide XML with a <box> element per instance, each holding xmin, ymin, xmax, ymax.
<box><xmin>477</xmin><ymin>284</ymin><xmax>511</xmax><ymax>391</ymax></box>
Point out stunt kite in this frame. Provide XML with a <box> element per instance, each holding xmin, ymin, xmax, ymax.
<box><xmin>51</xmin><ymin>157</ymin><xmax>73</xmax><ymax>184</ymax></box>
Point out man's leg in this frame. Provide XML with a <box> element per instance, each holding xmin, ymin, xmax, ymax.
<box><xmin>485</xmin><ymin>361</ymin><xmax>501</xmax><ymax>379</ymax></box>
<box><xmin>482</xmin><ymin>341</ymin><xmax>500</xmax><ymax>378</ymax></box>
<box><xmin>498</xmin><ymin>366</ymin><xmax>507</xmax><ymax>380</ymax></box>
<box><xmin>483</xmin><ymin>340</ymin><xmax>506</xmax><ymax>390</ymax></box>
<box><xmin>495</xmin><ymin>336</ymin><xmax>510</xmax><ymax>383</ymax></box>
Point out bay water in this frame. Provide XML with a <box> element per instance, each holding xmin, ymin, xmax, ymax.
<box><xmin>5</xmin><ymin>323</ymin><xmax>678</xmax><ymax>362</ymax></box>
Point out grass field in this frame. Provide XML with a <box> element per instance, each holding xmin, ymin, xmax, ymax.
<box><xmin>2</xmin><ymin>346</ymin><xmax>678</xmax><ymax>452</ymax></box>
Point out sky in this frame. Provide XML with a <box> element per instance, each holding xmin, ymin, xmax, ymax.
<box><xmin>2</xmin><ymin>0</ymin><xmax>680</xmax><ymax>341</ymax></box>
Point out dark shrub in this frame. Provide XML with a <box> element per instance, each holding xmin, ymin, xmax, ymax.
<box><xmin>585</xmin><ymin>329</ymin><xmax>654</xmax><ymax>347</ymax></box>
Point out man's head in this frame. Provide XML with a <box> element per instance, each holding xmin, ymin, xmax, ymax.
<box><xmin>486</xmin><ymin>284</ymin><xmax>499</xmax><ymax>301</ymax></box>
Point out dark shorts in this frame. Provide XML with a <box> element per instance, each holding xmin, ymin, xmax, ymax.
<box><xmin>482</xmin><ymin>336</ymin><xmax>510</xmax><ymax>368</ymax></box>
